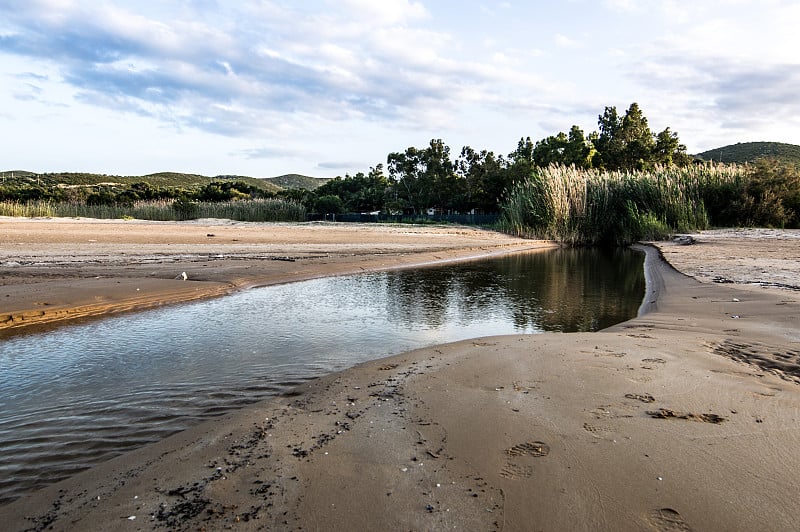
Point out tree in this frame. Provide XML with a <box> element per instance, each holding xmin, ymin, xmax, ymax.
<box><xmin>564</xmin><ymin>125</ymin><xmax>594</xmax><ymax>169</ymax></box>
<box><xmin>196</xmin><ymin>181</ymin><xmax>257</xmax><ymax>202</ymax></box>
<box><xmin>533</xmin><ymin>132</ymin><xmax>569</xmax><ymax>167</ymax></box>
<box><xmin>314</xmin><ymin>166</ymin><xmax>390</xmax><ymax>212</ymax></box>
<box><xmin>592</xmin><ymin>103</ymin><xmax>689</xmax><ymax>171</ymax></box>
<box><xmin>532</xmin><ymin>125</ymin><xmax>594</xmax><ymax>169</ymax></box>
<box><xmin>277</xmin><ymin>187</ymin><xmax>314</xmax><ymax>209</ymax></box>
<box><xmin>363</xmin><ymin>165</ymin><xmax>391</xmax><ymax>212</ymax></box>
<box><xmin>387</xmin><ymin>146</ymin><xmax>426</xmax><ymax>214</ymax></box>
<box><xmin>314</xmin><ymin>194</ymin><xmax>345</xmax><ymax>214</ymax></box>
<box><xmin>507</xmin><ymin>137</ymin><xmax>535</xmax><ymax>184</ymax></box>
<box><xmin>387</xmin><ymin>139</ymin><xmax>457</xmax><ymax>214</ymax></box>
<box><xmin>424</xmin><ymin>139</ymin><xmax>460</xmax><ymax>211</ymax></box>
<box><xmin>653</xmin><ymin>127</ymin><xmax>692</xmax><ymax>166</ymax></box>
<box><xmin>455</xmin><ymin>146</ymin><xmax>508</xmax><ymax>213</ymax></box>
<box><xmin>618</xmin><ymin>102</ymin><xmax>655</xmax><ymax>170</ymax></box>
<box><xmin>594</xmin><ymin>106</ymin><xmax>624</xmax><ymax>170</ymax></box>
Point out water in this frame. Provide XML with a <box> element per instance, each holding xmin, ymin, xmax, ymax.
<box><xmin>0</xmin><ymin>247</ymin><xmax>645</xmax><ymax>503</ymax></box>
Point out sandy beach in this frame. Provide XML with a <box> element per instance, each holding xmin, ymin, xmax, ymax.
<box><xmin>1</xmin><ymin>220</ymin><xmax>799</xmax><ymax>531</ymax></box>
<box><xmin>1</xmin><ymin>218</ymin><xmax>549</xmax><ymax>332</ymax></box>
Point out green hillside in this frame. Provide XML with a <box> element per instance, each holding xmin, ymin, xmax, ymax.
<box><xmin>264</xmin><ymin>173</ymin><xmax>330</xmax><ymax>190</ymax></box>
<box><xmin>0</xmin><ymin>169</ymin><xmax>334</xmax><ymax>192</ymax></box>
<box><xmin>696</xmin><ymin>142</ymin><xmax>800</xmax><ymax>165</ymax></box>
<box><xmin>0</xmin><ymin>171</ymin><xmax>282</xmax><ymax>193</ymax></box>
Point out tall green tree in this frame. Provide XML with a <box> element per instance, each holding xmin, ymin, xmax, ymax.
<box><xmin>592</xmin><ymin>102</ymin><xmax>689</xmax><ymax>171</ymax></box>
<box><xmin>387</xmin><ymin>146</ymin><xmax>425</xmax><ymax>214</ymax></box>
<box><xmin>564</xmin><ymin>125</ymin><xmax>595</xmax><ymax>169</ymax></box>
<box><xmin>387</xmin><ymin>139</ymin><xmax>457</xmax><ymax>214</ymax></box>
<box><xmin>532</xmin><ymin>132</ymin><xmax>569</xmax><ymax>167</ymax></box>
<box><xmin>532</xmin><ymin>126</ymin><xmax>594</xmax><ymax>169</ymax></box>
<box><xmin>618</xmin><ymin>102</ymin><xmax>655</xmax><ymax>170</ymax></box>
<box><xmin>455</xmin><ymin>146</ymin><xmax>508</xmax><ymax>213</ymax></box>
<box><xmin>653</xmin><ymin>127</ymin><xmax>692</xmax><ymax>166</ymax></box>
<box><xmin>594</xmin><ymin>105</ymin><xmax>624</xmax><ymax>170</ymax></box>
<box><xmin>507</xmin><ymin>137</ymin><xmax>535</xmax><ymax>184</ymax></box>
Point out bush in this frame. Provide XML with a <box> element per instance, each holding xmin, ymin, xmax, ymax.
<box><xmin>314</xmin><ymin>194</ymin><xmax>345</xmax><ymax>214</ymax></box>
<box><xmin>172</xmin><ymin>198</ymin><xmax>200</xmax><ymax>220</ymax></box>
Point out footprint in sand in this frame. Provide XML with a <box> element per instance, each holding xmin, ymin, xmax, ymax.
<box><xmin>582</xmin><ymin>422</ymin><xmax>613</xmax><ymax>438</ymax></box>
<box><xmin>500</xmin><ymin>462</ymin><xmax>534</xmax><ymax>480</ymax></box>
<box><xmin>506</xmin><ymin>441</ymin><xmax>550</xmax><ymax>457</ymax></box>
<box><xmin>625</xmin><ymin>393</ymin><xmax>656</xmax><ymax>403</ymax></box>
<box><xmin>641</xmin><ymin>358</ymin><xmax>666</xmax><ymax>369</ymax></box>
<box><xmin>499</xmin><ymin>441</ymin><xmax>550</xmax><ymax>480</ymax></box>
<box><xmin>647</xmin><ymin>508</ymin><xmax>692</xmax><ymax>531</ymax></box>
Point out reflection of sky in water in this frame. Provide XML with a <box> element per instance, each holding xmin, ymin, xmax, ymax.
<box><xmin>0</xmin><ymin>248</ymin><xmax>644</xmax><ymax>503</ymax></box>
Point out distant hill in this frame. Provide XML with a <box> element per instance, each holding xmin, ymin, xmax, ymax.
<box><xmin>0</xmin><ymin>170</ymin><xmax>334</xmax><ymax>192</ymax></box>
<box><xmin>0</xmin><ymin>171</ymin><xmax>282</xmax><ymax>193</ymax></box>
<box><xmin>264</xmin><ymin>173</ymin><xmax>330</xmax><ymax>190</ymax></box>
<box><xmin>695</xmin><ymin>142</ymin><xmax>800</xmax><ymax>165</ymax></box>
<box><xmin>1</xmin><ymin>170</ymin><xmax>338</xmax><ymax>193</ymax></box>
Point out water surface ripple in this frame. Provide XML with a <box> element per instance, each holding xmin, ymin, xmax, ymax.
<box><xmin>0</xmin><ymin>248</ymin><xmax>645</xmax><ymax>503</ymax></box>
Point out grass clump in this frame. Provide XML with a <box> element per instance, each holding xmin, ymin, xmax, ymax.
<box><xmin>500</xmin><ymin>164</ymin><xmax>751</xmax><ymax>245</ymax></box>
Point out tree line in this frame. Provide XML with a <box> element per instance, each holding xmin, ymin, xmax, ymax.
<box><xmin>1</xmin><ymin>103</ymin><xmax>691</xmax><ymax>215</ymax></box>
<box><xmin>305</xmin><ymin>102</ymin><xmax>693</xmax><ymax>215</ymax></box>
<box><xmin>0</xmin><ymin>179</ymin><xmax>272</xmax><ymax>206</ymax></box>
<box><xmin>7</xmin><ymin>101</ymin><xmax>796</xmax><ymax>233</ymax></box>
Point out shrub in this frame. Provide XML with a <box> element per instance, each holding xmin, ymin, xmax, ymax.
<box><xmin>172</xmin><ymin>198</ymin><xmax>199</xmax><ymax>220</ymax></box>
<box><xmin>314</xmin><ymin>194</ymin><xmax>345</xmax><ymax>214</ymax></box>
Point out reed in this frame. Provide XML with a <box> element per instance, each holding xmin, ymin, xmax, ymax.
<box><xmin>0</xmin><ymin>201</ymin><xmax>56</xmax><ymax>218</ymax></box>
<box><xmin>500</xmin><ymin>164</ymin><xmax>748</xmax><ymax>245</ymax></box>
<box><xmin>185</xmin><ymin>198</ymin><xmax>306</xmax><ymax>222</ymax></box>
<box><xmin>0</xmin><ymin>198</ymin><xmax>306</xmax><ymax>222</ymax></box>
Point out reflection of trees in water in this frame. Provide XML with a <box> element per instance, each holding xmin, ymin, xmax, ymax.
<box><xmin>383</xmin><ymin>248</ymin><xmax>645</xmax><ymax>332</ymax></box>
<box><xmin>524</xmin><ymin>248</ymin><xmax>646</xmax><ymax>331</ymax></box>
<box><xmin>385</xmin><ymin>270</ymin><xmax>454</xmax><ymax>328</ymax></box>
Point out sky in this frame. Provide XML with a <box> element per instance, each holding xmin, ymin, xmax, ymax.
<box><xmin>1</xmin><ymin>0</ymin><xmax>799</xmax><ymax>178</ymax></box>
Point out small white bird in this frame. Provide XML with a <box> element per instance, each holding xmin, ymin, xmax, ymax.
<box><xmin>181</xmin><ymin>272</ymin><xmax>188</xmax><ymax>281</ymax></box>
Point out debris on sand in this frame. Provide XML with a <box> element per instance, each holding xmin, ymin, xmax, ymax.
<box><xmin>646</xmin><ymin>408</ymin><xmax>726</xmax><ymax>424</ymax></box>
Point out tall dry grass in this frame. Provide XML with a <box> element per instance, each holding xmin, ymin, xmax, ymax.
<box><xmin>500</xmin><ymin>164</ymin><xmax>749</xmax><ymax>245</ymax></box>
<box><xmin>0</xmin><ymin>198</ymin><xmax>306</xmax><ymax>222</ymax></box>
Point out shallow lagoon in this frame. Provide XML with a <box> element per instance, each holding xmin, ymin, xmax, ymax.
<box><xmin>0</xmin><ymin>247</ymin><xmax>645</xmax><ymax>503</ymax></box>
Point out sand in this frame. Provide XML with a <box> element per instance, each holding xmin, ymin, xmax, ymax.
<box><xmin>1</xmin><ymin>220</ymin><xmax>799</xmax><ymax>531</ymax></box>
<box><xmin>1</xmin><ymin>218</ymin><xmax>550</xmax><ymax>332</ymax></box>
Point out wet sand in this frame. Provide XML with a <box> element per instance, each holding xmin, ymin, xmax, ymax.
<box><xmin>1</xmin><ymin>221</ymin><xmax>799</xmax><ymax>531</ymax></box>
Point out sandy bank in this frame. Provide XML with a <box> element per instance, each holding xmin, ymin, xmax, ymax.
<box><xmin>1</xmin><ymin>218</ymin><xmax>550</xmax><ymax>332</ymax></box>
<box><xmin>1</xmin><ymin>224</ymin><xmax>799</xmax><ymax>530</ymax></box>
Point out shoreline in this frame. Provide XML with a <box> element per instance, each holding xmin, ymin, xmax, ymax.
<box><xmin>1</xmin><ymin>218</ymin><xmax>554</xmax><ymax>333</ymax></box>
<box><xmin>0</xmin><ymin>244</ymin><xmax>547</xmax><ymax>334</ymax></box>
<box><xmin>1</xmin><ymin>222</ymin><xmax>799</xmax><ymax>530</ymax></box>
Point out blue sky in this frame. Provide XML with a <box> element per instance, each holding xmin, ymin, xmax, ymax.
<box><xmin>1</xmin><ymin>0</ymin><xmax>799</xmax><ymax>177</ymax></box>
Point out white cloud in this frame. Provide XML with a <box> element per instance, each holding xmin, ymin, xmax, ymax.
<box><xmin>602</xmin><ymin>0</ymin><xmax>638</xmax><ymax>11</ymax></box>
<box><xmin>338</xmin><ymin>0</ymin><xmax>429</xmax><ymax>25</ymax></box>
<box><xmin>554</xmin><ymin>33</ymin><xmax>581</xmax><ymax>48</ymax></box>
<box><xmin>1</xmin><ymin>0</ymin><xmax>798</xmax><ymax>176</ymax></box>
